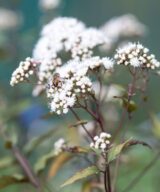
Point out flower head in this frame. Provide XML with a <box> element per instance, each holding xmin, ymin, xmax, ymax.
<box><xmin>33</xmin><ymin>17</ymin><xmax>85</xmax><ymax>83</ymax></box>
<box><xmin>114</xmin><ymin>42</ymin><xmax>160</xmax><ymax>69</ymax></box>
<box><xmin>47</xmin><ymin>68</ymin><xmax>92</xmax><ymax>114</ymax></box>
<box><xmin>68</xmin><ymin>28</ymin><xmax>110</xmax><ymax>60</ymax></box>
<box><xmin>10</xmin><ymin>57</ymin><xmax>37</xmax><ymax>86</ymax></box>
<box><xmin>90</xmin><ymin>132</ymin><xmax>111</xmax><ymax>152</ymax></box>
<box><xmin>32</xmin><ymin>17</ymin><xmax>111</xmax><ymax>83</ymax></box>
<box><xmin>101</xmin><ymin>14</ymin><xmax>146</xmax><ymax>43</ymax></box>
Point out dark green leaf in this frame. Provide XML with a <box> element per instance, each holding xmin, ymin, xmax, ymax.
<box><xmin>108</xmin><ymin>139</ymin><xmax>151</xmax><ymax>163</ymax></box>
<box><xmin>0</xmin><ymin>157</ymin><xmax>15</xmax><ymax>169</ymax></box>
<box><xmin>0</xmin><ymin>174</ymin><xmax>28</xmax><ymax>189</ymax></box>
<box><xmin>61</xmin><ymin>166</ymin><xmax>99</xmax><ymax>188</ymax></box>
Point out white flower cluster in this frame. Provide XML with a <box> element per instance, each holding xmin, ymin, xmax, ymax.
<box><xmin>54</xmin><ymin>138</ymin><xmax>66</xmax><ymax>155</ymax></box>
<box><xmin>114</xmin><ymin>42</ymin><xmax>160</xmax><ymax>69</ymax></box>
<box><xmin>33</xmin><ymin>17</ymin><xmax>110</xmax><ymax>83</ymax></box>
<box><xmin>47</xmin><ymin>73</ymin><xmax>92</xmax><ymax>115</ymax></box>
<box><xmin>33</xmin><ymin>17</ymin><xmax>85</xmax><ymax>83</ymax></box>
<box><xmin>56</xmin><ymin>56</ymin><xmax>114</xmax><ymax>77</ymax></box>
<box><xmin>10</xmin><ymin>57</ymin><xmax>37</xmax><ymax>86</ymax></box>
<box><xmin>101</xmin><ymin>14</ymin><xmax>146</xmax><ymax>44</ymax></box>
<box><xmin>90</xmin><ymin>132</ymin><xmax>111</xmax><ymax>152</ymax></box>
<box><xmin>68</xmin><ymin>28</ymin><xmax>110</xmax><ymax>60</ymax></box>
<box><xmin>39</xmin><ymin>0</ymin><xmax>61</xmax><ymax>11</ymax></box>
<box><xmin>46</xmin><ymin>57</ymin><xmax>114</xmax><ymax>114</ymax></box>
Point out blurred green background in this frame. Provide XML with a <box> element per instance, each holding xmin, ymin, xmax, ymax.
<box><xmin>0</xmin><ymin>0</ymin><xmax>160</xmax><ymax>192</ymax></box>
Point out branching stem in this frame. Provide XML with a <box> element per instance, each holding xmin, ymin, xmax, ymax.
<box><xmin>70</xmin><ymin>107</ymin><xmax>94</xmax><ymax>142</ymax></box>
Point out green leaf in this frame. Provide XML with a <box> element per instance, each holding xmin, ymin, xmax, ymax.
<box><xmin>150</xmin><ymin>113</ymin><xmax>160</xmax><ymax>139</ymax></box>
<box><xmin>0</xmin><ymin>157</ymin><xmax>15</xmax><ymax>169</ymax></box>
<box><xmin>108</xmin><ymin>142</ymin><xmax>127</xmax><ymax>163</ymax></box>
<box><xmin>0</xmin><ymin>174</ymin><xmax>27</xmax><ymax>189</ymax></box>
<box><xmin>34</xmin><ymin>150</ymin><xmax>56</xmax><ymax>174</ymax></box>
<box><xmin>24</xmin><ymin>128</ymin><xmax>57</xmax><ymax>155</ymax></box>
<box><xmin>108</xmin><ymin>139</ymin><xmax>151</xmax><ymax>163</ymax></box>
<box><xmin>92</xmin><ymin>148</ymin><xmax>102</xmax><ymax>156</ymax></box>
<box><xmin>61</xmin><ymin>166</ymin><xmax>99</xmax><ymax>188</ymax></box>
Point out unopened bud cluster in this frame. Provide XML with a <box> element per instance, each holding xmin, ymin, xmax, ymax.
<box><xmin>90</xmin><ymin>132</ymin><xmax>111</xmax><ymax>152</ymax></box>
<box><xmin>10</xmin><ymin>57</ymin><xmax>37</xmax><ymax>86</ymax></box>
<box><xmin>114</xmin><ymin>43</ymin><xmax>160</xmax><ymax>69</ymax></box>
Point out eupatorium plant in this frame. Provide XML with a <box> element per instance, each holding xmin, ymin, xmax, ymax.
<box><xmin>9</xmin><ymin>16</ymin><xmax>160</xmax><ymax>192</ymax></box>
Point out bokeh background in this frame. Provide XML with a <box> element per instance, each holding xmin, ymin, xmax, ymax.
<box><xmin>0</xmin><ymin>0</ymin><xmax>160</xmax><ymax>192</ymax></box>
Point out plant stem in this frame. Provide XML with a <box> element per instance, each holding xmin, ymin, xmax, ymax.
<box><xmin>12</xmin><ymin>146</ymin><xmax>41</xmax><ymax>189</ymax></box>
<box><xmin>112</xmin><ymin>69</ymin><xmax>138</xmax><ymax>192</ymax></box>
<box><xmin>78</xmin><ymin>101</ymin><xmax>98</xmax><ymax>121</ymax></box>
<box><xmin>104</xmin><ymin>168</ymin><xmax>109</xmax><ymax>192</ymax></box>
<box><xmin>106</xmin><ymin>164</ymin><xmax>112</xmax><ymax>192</ymax></box>
<box><xmin>91</xmin><ymin>94</ymin><xmax>105</xmax><ymax>132</ymax></box>
<box><xmin>70</xmin><ymin>107</ymin><xmax>94</xmax><ymax>142</ymax></box>
<box><xmin>111</xmin><ymin>108</ymin><xmax>126</xmax><ymax>142</ymax></box>
<box><xmin>78</xmin><ymin>99</ymin><xmax>105</xmax><ymax>132</ymax></box>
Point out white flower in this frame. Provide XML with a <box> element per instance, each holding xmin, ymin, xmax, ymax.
<box><xmin>114</xmin><ymin>42</ymin><xmax>160</xmax><ymax>69</ymax></box>
<box><xmin>90</xmin><ymin>142</ymin><xmax>95</xmax><ymax>148</ymax></box>
<box><xmin>69</xmin><ymin>28</ymin><xmax>110</xmax><ymax>60</ymax></box>
<box><xmin>33</xmin><ymin>17</ymin><xmax>85</xmax><ymax>83</ymax></box>
<box><xmin>100</xmin><ymin>132</ymin><xmax>111</xmax><ymax>139</ymax></box>
<box><xmin>100</xmin><ymin>143</ymin><xmax>107</xmax><ymax>150</ymax></box>
<box><xmin>94</xmin><ymin>136</ymin><xmax>99</xmax><ymax>141</ymax></box>
<box><xmin>54</xmin><ymin>138</ymin><xmax>66</xmax><ymax>155</ymax></box>
<box><xmin>41</xmin><ymin>17</ymin><xmax>85</xmax><ymax>38</ymax></box>
<box><xmin>47</xmin><ymin>66</ymin><xmax>92</xmax><ymax>114</ymax></box>
<box><xmin>101</xmin><ymin>14</ymin><xmax>146</xmax><ymax>43</ymax></box>
<box><xmin>32</xmin><ymin>17</ymin><xmax>112</xmax><ymax>83</ymax></box>
<box><xmin>46</xmin><ymin>55</ymin><xmax>115</xmax><ymax>114</ymax></box>
<box><xmin>10</xmin><ymin>57</ymin><xmax>37</xmax><ymax>86</ymax></box>
<box><xmin>101</xmin><ymin>57</ymin><xmax>114</xmax><ymax>69</ymax></box>
<box><xmin>90</xmin><ymin>132</ymin><xmax>111</xmax><ymax>152</ymax></box>
<box><xmin>66</xmin><ymin>97</ymin><xmax>75</xmax><ymax>107</ymax></box>
<box><xmin>130</xmin><ymin>57</ymin><xmax>140</xmax><ymax>67</ymax></box>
